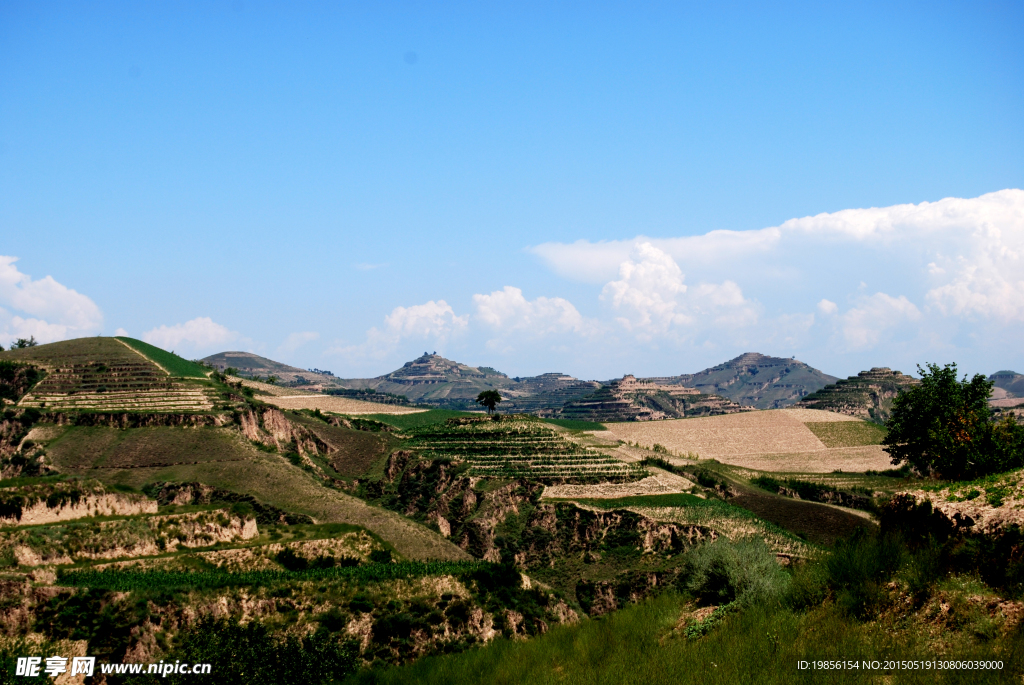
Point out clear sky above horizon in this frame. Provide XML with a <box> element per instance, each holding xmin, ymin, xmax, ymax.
<box><xmin>2</xmin><ymin>1</ymin><xmax>1023</xmax><ymax>380</ymax></box>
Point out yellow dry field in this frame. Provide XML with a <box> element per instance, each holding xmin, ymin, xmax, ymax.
<box><xmin>261</xmin><ymin>394</ymin><xmax>426</xmax><ymax>415</ymax></box>
<box><xmin>604</xmin><ymin>409</ymin><xmax>891</xmax><ymax>473</ymax></box>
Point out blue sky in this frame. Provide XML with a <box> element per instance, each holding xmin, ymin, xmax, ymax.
<box><xmin>2</xmin><ymin>1</ymin><xmax>1022</xmax><ymax>381</ymax></box>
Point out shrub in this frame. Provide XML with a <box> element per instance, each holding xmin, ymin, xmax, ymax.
<box><xmin>824</xmin><ymin>529</ymin><xmax>905</xmax><ymax>619</ymax></box>
<box><xmin>682</xmin><ymin>539</ymin><xmax>789</xmax><ymax>607</ymax></box>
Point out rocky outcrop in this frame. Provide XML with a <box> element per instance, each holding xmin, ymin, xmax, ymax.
<box><xmin>237</xmin><ymin>408</ymin><xmax>334</xmax><ymax>457</ymax></box>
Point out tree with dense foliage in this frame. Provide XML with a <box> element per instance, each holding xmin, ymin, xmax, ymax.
<box><xmin>476</xmin><ymin>390</ymin><xmax>502</xmax><ymax>414</ymax></box>
<box><xmin>883</xmin><ymin>362</ymin><xmax>1024</xmax><ymax>479</ymax></box>
<box><xmin>12</xmin><ymin>336</ymin><xmax>38</xmax><ymax>348</ymax></box>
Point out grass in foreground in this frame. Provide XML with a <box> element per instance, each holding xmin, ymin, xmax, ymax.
<box><xmin>116</xmin><ymin>337</ymin><xmax>210</xmax><ymax>378</ymax></box>
<box><xmin>349</xmin><ymin>590</ymin><xmax>1022</xmax><ymax>685</ymax></box>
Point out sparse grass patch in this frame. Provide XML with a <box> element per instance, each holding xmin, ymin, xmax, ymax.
<box><xmin>804</xmin><ymin>421</ymin><xmax>887</xmax><ymax>448</ymax></box>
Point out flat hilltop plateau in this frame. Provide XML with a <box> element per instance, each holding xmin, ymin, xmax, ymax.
<box><xmin>1</xmin><ymin>337</ymin><xmax>1021</xmax><ymax>683</ymax></box>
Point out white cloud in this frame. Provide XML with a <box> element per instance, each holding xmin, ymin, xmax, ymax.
<box><xmin>142</xmin><ymin>317</ymin><xmax>240</xmax><ymax>354</ymax></box>
<box><xmin>383</xmin><ymin>300</ymin><xmax>468</xmax><ymax>340</ymax></box>
<box><xmin>599</xmin><ymin>243</ymin><xmax>758</xmax><ymax>338</ymax></box>
<box><xmin>276</xmin><ymin>331</ymin><xmax>319</xmax><ymax>357</ymax></box>
<box><xmin>474</xmin><ymin>286</ymin><xmax>592</xmax><ymax>335</ymax></box>
<box><xmin>839</xmin><ymin>293</ymin><xmax>922</xmax><ymax>351</ymax></box>
<box><xmin>0</xmin><ymin>256</ymin><xmax>104</xmax><ymax>345</ymax></box>
<box><xmin>114</xmin><ymin>327</ymin><xmax>130</xmax><ymax>337</ymax></box>
<box><xmin>526</xmin><ymin>189</ymin><xmax>1024</xmax><ymax>366</ymax></box>
<box><xmin>328</xmin><ymin>300</ymin><xmax>468</xmax><ymax>360</ymax></box>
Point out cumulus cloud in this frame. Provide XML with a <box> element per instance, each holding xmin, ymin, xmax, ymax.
<box><xmin>0</xmin><ymin>256</ymin><xmax>104</xmax><ymax>345</ymax></box>
<box><xmin>276</xmin><ymin>331</ymin><xmax>319</xmax><ymax>357</ymax></box>
<box><xmin>527</xmin><ymin>189</ymin><xmax>1024</xmax><ymax>360</ymax></box>
<box><xmin>599</xmin><ymin>243</ymin><xmax>758</xmax><ymax>338</ymax></box>
<box><xmin>838</xmin><ymin>293</ymin><xmax>922</xmax><ymax>351</ymax></box>
<box><xmin>114</xmin><ymin>327</ymin><xmax>130</xmax><ymax>337</ymax></box>
<box><xmin>474</xmin><ymin>286</ymin><xmax>592</xmax><ymax>336</ymax></box>
<box><xmin>142</xmin><ymin>317</ymin><xmax>240</xmax><ymax>354</ymax></box>
<box><xmin>328</xmin><ymin>300</ymin><xmax>469</xmax><ymax>360</ymax></box>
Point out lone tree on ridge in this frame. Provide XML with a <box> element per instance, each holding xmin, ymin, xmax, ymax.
<box><xmin>476</xmin><ymin>390</ymin><xmax>502</xmax><ymax>414</ymax></box>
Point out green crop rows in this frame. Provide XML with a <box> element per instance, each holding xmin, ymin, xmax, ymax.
<box><xmin>406</xmin><ymin>416</ymin><xmax>642</xmax><ymax>480</ymax></box>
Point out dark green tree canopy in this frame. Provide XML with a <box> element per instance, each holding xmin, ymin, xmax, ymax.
<box><xmin>476</xmin><ymin>390</ymin><xmax>502</xmax><ymax>414</ymax></box>
<box><xmin>883</xmin><ymin>362</ymin><xmax>1023</xmax><ymax>480</ymax></box>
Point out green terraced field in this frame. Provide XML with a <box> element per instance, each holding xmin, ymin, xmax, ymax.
<box><xmin>406</xmin><ymin>415</ymin><xmax>643</xmax><ymax>480</ymax></box>
<box><xmin>117</xmin><ymin>337</ymin><xmax>211</xmax><ymax>378</ymax></box>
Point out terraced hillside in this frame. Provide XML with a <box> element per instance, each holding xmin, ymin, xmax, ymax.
<box><xmin>405</xmin><ymin>415</ymin><xmax>644</xmax><ymax>480</ymax></box>
<box><xmin>558</xmin><ymin>375</ymin><xmax>747</xmax><ymax>422</ymax></box>
<box><xmin>1</xmin><ymin>338</ymin><xmax>218</xmax><ymax>412</ymax></box>
<box><xmin>795</xmin><ymin>367</ymin><xmax>919</xmax><ymax>422</ymax></box>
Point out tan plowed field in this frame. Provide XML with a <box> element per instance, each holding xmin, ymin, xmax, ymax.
<box><xmin>605</xmin><ymin>409</ymin><xmax>893</xmax><ymax>473</ymax></box>
<box><xmin>260</xmin><ymin>394</ymin><xmax>426</xmax><ymax>415</ymax></box>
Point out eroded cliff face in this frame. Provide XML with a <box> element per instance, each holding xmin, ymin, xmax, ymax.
<box><xmin>364</xmin><ymin>451</ymin><xmax>714</xmax><ymax>567</ymax></box>
<box><xmin>0</xmin><ymin>481</ymin><xmax>157</xmax><ymax>527</ymax></box>
<box><xmin>237</xmin><ymin>407</ymin><xmax>333</xmax><ymax>457</ymax></box>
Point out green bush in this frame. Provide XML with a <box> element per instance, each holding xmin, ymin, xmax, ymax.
<box><xmin>824</xmin><ymin>530</ymin><xmax>905</xmax><ymax>619</ymax></box>
<box><xmin>681</xmin><ymin>539</ymin><xmax>789</xmax><ymax>607</ymax></box>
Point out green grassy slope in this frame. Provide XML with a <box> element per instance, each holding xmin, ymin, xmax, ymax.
<box><xmin>117</xmin><ymin>337</ymin><xmax>210</xmax><ymax>378</ymax></box>
<box><xmin>355</xmin><ymin>592</ymin><xmax>1021</xmax><ymax>685</ymax></box>
<box><xmin>37</xmin><ymin>422</ymin><xmax>469</xmax><ymax>562</ymax></box>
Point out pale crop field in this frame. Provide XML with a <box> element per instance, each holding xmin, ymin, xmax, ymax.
<box><xmin>541</xmin><ymin>469</ymin><xmax>695</xmax><ymax>500</ymax></box>
<box><xmin>605</xmin><ymin>409</ymin><xmax>892</xmax><ymax>473</ymax></box>
<box><xmin>263</xmin><ymin>394</ymin><xmax>426</xmax><ymax>415</ymax></box>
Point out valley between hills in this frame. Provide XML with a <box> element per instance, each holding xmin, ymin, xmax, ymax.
<box><xmin>1</xmin><ymin>337</ymin><xmax>1024</xmax><ymax>683</ymax></box>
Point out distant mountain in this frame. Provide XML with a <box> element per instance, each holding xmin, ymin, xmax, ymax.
<box><xmin>990</xmin><ymin>371</ymin><xmax>1024</xmax><ymax>397</ymax></box>
<box><xmin>795</xmin><ymin>367</ymin><xmax>919</xmax><ymax>423</ymax></box>
<box><xmin>645</xmin><ymin>352</ymin><xmax>839</xmax><ymax>410</ymax></box>
<box><xmin>202</xmin><ymin>351</ymin><xmax>315</xmax><ymax>384</ymax></box>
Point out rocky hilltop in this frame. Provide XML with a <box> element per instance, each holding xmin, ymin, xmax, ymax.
<box><xmin>647</xmin><ymin>352</ymin><xmax>838</xmax><ymax>410</ymax></box>
<box><xmin>795</xmin><ymin>367</ymin><xmax>919</xmax><ymax>423</ymax></box>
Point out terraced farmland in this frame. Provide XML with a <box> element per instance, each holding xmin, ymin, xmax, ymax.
<box><xmin>2</xmin><ymin>337</ymin><xmax>218</xmax><ymax>412</ymax></box>
<box><xmin>406</xmin><ymin>416</ymin><xmax>644</xmax><ymax>480</ymax></box>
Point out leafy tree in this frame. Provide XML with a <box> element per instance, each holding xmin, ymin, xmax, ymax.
<box><xmin>12</xmin><ymin>337</ymin><xmax>37</xmax><ymax>348</ymax></box>
<box><xmin>883</xmin><ymin>362</ymin><xmax>1024</xmax><ymax>479</ymax></box>
<box><xmin>266</xmin><ymin>375</ymin><xmax>279</xmax><ymax>385</ymax></box>
<box><xmin>476</xmin><ymin>390</ymin><xmax>502</xmax><ymax>414</ymax></box>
